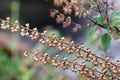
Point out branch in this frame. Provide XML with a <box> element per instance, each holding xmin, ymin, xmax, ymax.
<box><xmin>86</xmin><ymin>16</ymin><xmax>105</xmax><ymax>28</ymax></box>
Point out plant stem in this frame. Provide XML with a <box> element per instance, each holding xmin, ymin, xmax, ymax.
<box><xmin>86</xmin><ymin>16</ymin><xmax>120</xmax><ymax>34</ymax></box>
<box><xmin>94</xmin><ymin>0</ymin><xmax>102</xmax><ymax>15</ymax></box>
<box><xmin>87</xmin><ymin>16</ymin><xmax>105</xmax><ymax>28</ymax></box>
<box><xmin>104</xmin><ymin>0</ymin><xmax>110</xmax><ymax>27</ymax></box>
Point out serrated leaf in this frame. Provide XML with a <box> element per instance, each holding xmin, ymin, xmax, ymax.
<box><xmin>88</xmin><ymin>25</ymin><xmax>98</xmax><ymax>41</ymax></box>
<box><xmin>111</xmin><ymin>12</ymin><xmax>120</xmax><ymax>19</ymax></box>
<box><xmin>102</xmin><ymin>33</ymin><xmax>111</xmax><ymax>50</ymax></box>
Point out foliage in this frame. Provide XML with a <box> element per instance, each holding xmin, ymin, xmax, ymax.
<box><xmin>101</xmin><ymin>33</ymin><xmax>111</xmax><ymax>50</ymax></box>
<box><xmin>88</xmin><ymin>25</ymin><xmax>98</xmax><ymax>42</ymax></box>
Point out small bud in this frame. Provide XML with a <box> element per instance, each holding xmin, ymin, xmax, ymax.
<box><xmin>23</xmin><ymin>51</ymin><xmax>29</xmax><ymax>57</ymax></box>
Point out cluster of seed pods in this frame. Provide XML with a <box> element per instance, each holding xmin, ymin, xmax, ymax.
<box><xmin>50</xmin><ymin>0</ymin><xmax>90</xmax><ymax>32</ymax></box>
<box><xmin>0</xmin><ymin>17</ymin><xmax>120</xmax><ymax>80</ymax></box>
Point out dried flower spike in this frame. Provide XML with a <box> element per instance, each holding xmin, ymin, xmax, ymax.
<box><xmin>54</xmin><ymin>0</ymin><xmax>63</xmax><ymax>7</ymax></box>
<box><xmin>11</xmin><ymin>20</ymin><xmax>20</xmax><ymax>33</ymax></box>
<box><xmin>29</xmin><ymin>27</ymin><xmax>39</xmax><ymax>40</ymax></box>
<box><xmin>0</xmin><ymin>17</ymin><xmax>10</xmax><ymax>30</ymax></box>
<box><xmin>32</xmin><ymin>50</ymin><xmax>41</xmax><ymax>62</ymax></box>
<box><xmin>23</xmin><ymin>51</ymin><xmax>29</xmax><ymax>57</ymax></box>
<box><xmin>20</xmin><ymin>23</ymin><xmax>30</xmax><ymax>37</ymax></box>
<box><xmin>0</xmin><ymin>16</ymin><xmax>120</xmax><ymax>79</ymax></box>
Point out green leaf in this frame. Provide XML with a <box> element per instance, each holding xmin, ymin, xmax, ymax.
<box><xmin>88</xmin><ymin>0</ymin><xmax>94</xmax><ymax>4</ymax></box>
<box><xmin>109</xmin><ymin>20</ymin><xmax>115</xmax><ymax>26</ymax></box>
<box><xmin>114</xmin><ymin>19</ymin><xmax>120</xmax><ymax>24</ymax></box>
<box><xmin>110</xmin><ymin>12</ymin><xmax>120</xmax><ymax>25</ymax></box>
<box><xmin>93</xmin><ymin>16</ymin><xmax>105</xmax><ymax>24</ymax></box>
<box><xmin>101</xmin><ymin>33</ymin><xmax>111</xmax><ymax>50</ymax></box>
<box><xmin>111</xmin><ymin>12</ymin><xmax>120</xmax><ymax>19</ymax></box>
<box><xmin>112</xmin><ymin>26</ymin><xmax>119</xmax><ymax>33</ymax></box>
<box><xmin>88</xmin><ymin>25</ymin><xmax>98</xmax><ymax>41</ymax></box>
<box><xmin>111</xmin><ymin>26</ymin><xmax>120</xmax><ymax>38</ymax></box>
<box><xmin>90</xmin><ymin>8</ymin><xmax>95</xmax><ymax>12</ymax></box>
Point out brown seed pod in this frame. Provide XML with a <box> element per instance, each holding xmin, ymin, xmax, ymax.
<box><xmin>11</xmin><ymin>20</ymin><xmax>20</xmax><ymax>33</ymax></box>
<box><xmin>29</xmin><ymin>27</ymin><xmax>39</xmax><ymax>40</ymax></box>
<box><xmin>0</xmin><ymin>17</ymin><xmax>10</xmax><ymax>30</ymax></box>
<box><xmin>20</xmin><ymin>23</ymin><xmax>30</xmax><ymax>37</ymax></box>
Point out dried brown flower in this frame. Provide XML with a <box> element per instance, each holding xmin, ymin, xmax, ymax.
<box><xmin>11</xmin><ymin>20</ymin><xmax>20</xmax><ymax>33</ymax></box>
<box><xmin>0</xmin><ymin>17</ymin><xmax>120</xmax><ymax>80</ymax></box>
<box><xmin>0</xmin><ymin>17</ymin><xmax>10</xmax><ymax>30</ymax></box>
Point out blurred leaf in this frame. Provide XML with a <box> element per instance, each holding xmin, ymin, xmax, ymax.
<box><xmin>66</xmin><ymin>53</ymin><xmax>75</xmax><ymax>61</ymax></box>
<box><xmin>101</xmin><ymin>33</ymin><xmax>111</xmax><ymax>50</ymax></box>
<box><xmin>47</xmin><ymin>30</ymin><xmax>61</xmax><ymax>39</ymax></box>
<box><xmin>114</xmin><ymin>19</ymin><xmax>120</xmax><ymax>24</ymax></box>
<box><xmin>10</xmin><ymin>1</ymin><xmax>20</xmax><ymax>11</ymax></box>
<box><xmin>46</xmin><ymin>48</ymin><xmax>59</xmax><ymax>56</ymax></box>
<box><xmin>111</xmin><ymin>26</ymin><xmax>120</xmax><ymax>38</ymax></box>
<box><xmin>111</xmin><ymin>12</ymin><xmax>120</xmax><ymax>19</ymax></box>
<box><xmin>47</xmin><ymin>75</ymin><xmax>54</xmax><ymax>80</ymax></box>
<box><xmin>93</xmin><ymin>16</ymin><xmax>105</xmax><ymax>24</ymax></box>
<box><xmin>90</xmin><ymin>8</ymin><xmax>95</xmax><ymax>12</ymax></box>
<box><xmin>110</xmin><ymin>15</ymin><xmax>120</xmax><ymax>24</ymax></box>
<box><xmin>0</xmin><ymin>53</ymin><xmax>8</xmax><ymax>64</ymax></box>
<box><xmin>39</xmin><ymin>76</ymin><xmax>46</xmax><ymax>80</ymax></box>
<box><xmin>88</xmin><ymin>0</ymin><xmax>94</xmax><ymax>4</ymax></box>
<box><xmin>86</xmin><ymin>62</ymin><xmax>94</xmax><ymax>68</ymax></box>
<box><xmin>0</xmin><ymin>47</ymin><xmax>23</xmax><ymax>80</ymax></box>
<box><xmin>106</xmin><ymin>76</ymin><xmax>110</xmax><ymax>80</ymax></box>
<box><xmin>22</xmin><ymin>69</ymin><xmax>34</xmax><ymax>80</ymax></box>
<box><xmin>88</xmin><ymin>25</ymin><xmax>98</xmax><ymax>41</ymax></box>
<box><xmin>109</xmin><ymin>20</ymin><xmax>115</xmax><ymax>26</ymax></box>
